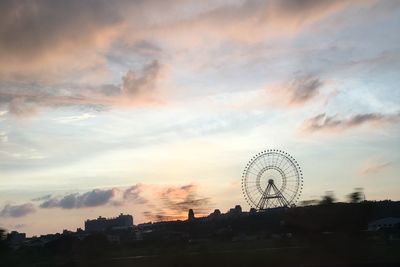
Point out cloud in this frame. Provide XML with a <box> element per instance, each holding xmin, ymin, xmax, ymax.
<box><xmin>0</xmin><ymin>0</ymin><xmax>361</xmax><ymax>67</ymax></box>
<box><xmin>302</xmin><ymin>112</ymin><xmax>400</xmax><ymax>133</ymax></box>
<box><xmin>288</xmin><ymin>75</ymin><xmax>323</xmax><ymax>105</ymax></box>
<box><xmin>34</xmin><ymin>183</ymin><xmax>210</xmax><ymax>221</ymax></box>
<box><xmin>53</xmin><ymin>113</ymin><xmax>96</xmax><ymax>123</ymax></box>
<box><xmin>0</xmin><ymin>203</ymin><xmax>36</xmax><ymax>217</ymax></box>
<box><xmin>121</xmin><ymin>60</ymin><xmax>162</xmax><ymax>97</ymax></box>
<box><xmin>123</xmin><ymin>184</ymin><xmax>148</xmax><ymax>204</ymax></box>
<box><xmin>0</xmin><ymin>0</ymin><xmax>124</xmax><ymax>80</ymax></box>
<box><xmin>40</xmin><ymin>188</ymin><xmax>117</xmax><ymax>209</ymax></box>
<box><xmin>31</xmin><ymin>194</ymin><xmax>52</xmax><ymax>202</ymax></box>
<box><xmin>148</xmin><ymin>0</ymin><xmax>361</xmax><ymax>46</ymax></box>
<box><xmin>264</xmin><ymin>75</ymin><xmax>325</xmax><ymax>107</ymax></box>
<box><xmin>143</xmin><ymin>184</ymin><xmax>211</xmax><ymax>221</ymax></box>
<box><xmin>360</xmin><ymin>161</ymin><xmax>392</xmax><ymax>176</ymax></box>
<box><xmin>7</xmin><ymin>97</ymin><xmax>38</xmax><ymax>117</ymax></box>
<box><xmin>0</xmin><ymin>132</ymin><xmax>8</xmax><ymax>143</ymax></box>
<box><xmin>0</xmin><ymin>60</ymin><xmax>164</xmax><ymax>116</ymax></box>
<box><xmin>0</xmin><ymin>0</ymin><xmax>365</xmax><ymax>80</ymax></box>
<box><xmin>0</xmin><ymin>0</ymin><xmax>373</xmax><ymax>117</ymax></box>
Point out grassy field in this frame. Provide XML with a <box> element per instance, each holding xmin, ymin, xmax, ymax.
<box><xmin>3</xmin><ymin>237</ymin><xmax>399</xmax><ymax>267</ymax></box>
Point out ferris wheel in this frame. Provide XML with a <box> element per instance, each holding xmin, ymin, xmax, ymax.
<box><xmin>241</xmin><ymin>149</ymin><xmax>303</xmax><ymax>210</ymax></box>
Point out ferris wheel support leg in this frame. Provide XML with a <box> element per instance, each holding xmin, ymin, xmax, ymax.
<box><xmin>257</xmin><ymin>183</ymin><xmax>271</xmax><ymax>210</ymax></box>
<box><xmin>271</xmin><ymin>183</ymin><xmax>290</xmax><ymax>207</ymax></box>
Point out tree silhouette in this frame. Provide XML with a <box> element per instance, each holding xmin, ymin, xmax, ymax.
<box><xmin>319</xmin><ymin>191</ymin><xmax>336</xmax><ymax>205</ymax></box>
<box><xmin>0</xmin><ymin>228</ymin><xmax>8</xmax><ymax>253</ymax></box>
<box><xmin>347</xmin><ymin>188</ymin><xmax>364</xmax><ymax>203</ymax></box>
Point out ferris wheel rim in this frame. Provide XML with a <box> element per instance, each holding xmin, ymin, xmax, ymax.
<box><xmin>241</xmin><ymin>149</ymin><xmax>303</xmax><ymax>210</ymax></box>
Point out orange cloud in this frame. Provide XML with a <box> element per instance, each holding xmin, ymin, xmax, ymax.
<box><xmin>144</xmin><ymin>184</ymin><xmax>211</xmax><ymax>221</ymax></box>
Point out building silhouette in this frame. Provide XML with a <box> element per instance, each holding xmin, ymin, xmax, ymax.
<box><xmin>368</xmin><ymin>217</ymin><xmax>400</xmax><ymax>231</ymax></box>
<box><xmin>208</xmin><ymin>209</ymin><xmax>221</xmax><ymax>220</ymax></box>
<box><xmin>85</xmin><ymin>213</ymin><xmax>133</xmax><ymax>232</ymax></box>
<box><xmin>228</xmin><ymin>205</ymin><xmax>242</xmax><ymax>216</ymax></box>
<box><xmin>188</xmin><ymin>209</ymin><xmax>195</xmax><ymax>221</ymax></box>
<box><xmin>7</xmin><ymin>231</ymin><xmax>26</xmax><ymax>248</ymax></box>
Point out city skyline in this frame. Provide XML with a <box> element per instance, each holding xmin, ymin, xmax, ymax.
<box><xmin>1</xmin><ymin>0</ymin><xmax>400</xmax><ymax>236</ymax></box>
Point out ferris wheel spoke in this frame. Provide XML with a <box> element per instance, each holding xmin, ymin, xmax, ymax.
<box><xmin>285</xmin><ymin>174</ymin><xmax>300</xmax><ymax>180</ymax></box>
<box><xmin>250</xmin><ymin>163</ymin><xmax>263</xmax><ymax>175</ymax></box>
<box><xmin>282</xmin><ymin>188</ymin><xmax>294</xmax><ymax>198</ymax></box>
<box><xmin>277</xmin><ymin>154</ymin><xmax>286</xmax><ymax>169</ymax></box>
<box><xmin>278</xmin><ymin>157</ymin><xmax>291</xmax><ymax>171</ymax></box>
<box><xmin>282</xmin><ymin>188</ymin><xmax>297</xmax><ymax>196</ymax></box>
<box><xmin>257</xmin><ymin>155</ymin><xmax>265</xmax><ymax>170</ymax></box>
<box><xmin>275</xmin><ymin>154</ymin><xmax>281</xmax><ymax>167</ymax></box>
<box><xmin>281</xmin><ymin>162</ymin><xmax>295</xmax><ymax>173</ymax></box>
<box><xmin>284</xmin><ymin>165</ymin><xmax>297</xmax><ymax>173</ymax></box>
<box><xmin>267</xmin><ymin>153</ymin><xmax>272</xmax><ymax>168</ymax></box>
<box><xmin>248</xmin><ymin>186</ymin><xmax>262</xmax><ymax>195</ymax></box>
<box><xmin>271</xmin><ymin>154</ymin><xmax>276</xmax><ymax>168</ymax></box>
<box><xmin>246</xmin><ymin>170</ymin><xmax>261</xmax><ymax>177</ymax></box>
<box><xmin>254</xmin><ymin>156</ymin><xmax>266</xmax><ymax>171</ymax></box>
<box><xmin>285</xmin><ymin>175</ymin><xmax>300</xmax><ymax>183</ymax></box>
<box><xmin>262</xmin><ymin>155</ymin><xmax>268</xmax><ymax>169</ymax></box>
<box><xmin>286</xmin><ymin>167</ymin><xmax>296</xmax><ymax>175</ymax></box>
<box><xmin>247</xmin><ymin>187</ymin><xmax>261</xmax><ymax>195</ymax></box>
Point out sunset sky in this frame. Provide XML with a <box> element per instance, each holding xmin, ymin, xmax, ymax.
<box><xmin>1</xmin><ymin>0</ymin><xmax>399</xmax><ymax>236</ymax></box>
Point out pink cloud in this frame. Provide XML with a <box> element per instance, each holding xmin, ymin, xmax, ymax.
<box><xmin>264</xmin><ymin>75</ymin><xmax>326</xmax><ymax>107</ymax></box>
<box><xmin>0</xmin><ymin>60</ymin><xmax>166</xmax><ymax>116</ymax></box>
<box><xmin>302</xmin><ymin>112</ymin><xmax>400</xmax><ymax>133</ymax></box>
<box><xmin>360</xmin><ymin>161</ymin><xmax>392</xmax><ymax>176</ymax></box>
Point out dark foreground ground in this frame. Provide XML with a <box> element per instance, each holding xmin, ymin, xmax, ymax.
<box><xmin>2</xmin><ymin>236</ymin><xmax>400</xmax><ymax>267</ymax></box>
<box><xmin>94</xmin><ymin>243</ymin><xmax>400</xmax><ymax>267</ymax></box>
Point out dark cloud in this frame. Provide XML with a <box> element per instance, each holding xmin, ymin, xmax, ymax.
<box><xmin>160</xmin><ymin>184</ymin><xmax>210</xmax><ymax>213</ymax></box>
<box><xmin>0</xmin><ymin>0</ymin><xmax>123</xmax><ymax>63</ymax></box>
<box><xmin>0</xmin><ymin>1</ymin><xmax>165</xmax><ymax>116</ymax></box>
<box><xmin>0</xmin><ymin>203</ymin><xmax>36</xmax><ymax>217</ymax></box>
<box><xmin>40</xmin><ymin>188</ymin><xmax>117</xmax><ymax>209</ymax></box>
<box><xmin>32</xmin><ymin>194</ymin><xmax>52</xmax><ymax>202</ymax></box>
<box><xmin>289</xmin><ymin>75</ymin><xmax>323</xmax><ymax>104</ymax></box>
<box><xmin>39</xmin><ymin>198</ymin><xmax>60</xmax><ymax>209</ymax></box>
<box><xmin>121</xmin><ymin>60</ymin><xmax>162</xmax><ymax>97</ymax></box>
<box><xmin>303</xmin><ymin>112</ymin><xmax>400</xmax><ymax>132</ymax></box>
<box><xmin>123</xmin><ymin>184</ymin><xmax>148</xmax><ymax>204</ymax></box>
<box><xmin>0</xmin><ymin>0</ymin><xmax>358</xmax><ymax>64</ymax></box>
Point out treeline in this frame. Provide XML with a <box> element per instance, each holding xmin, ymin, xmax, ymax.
<box><xmin>1</xmin><ymin>199</ymin><xmax>400</xmax><ymax>266</ymax></box>
<box><xmin>178</xmin><ymin>200</ymin><xmax>400</xmax><ymax>239</ymax></box>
